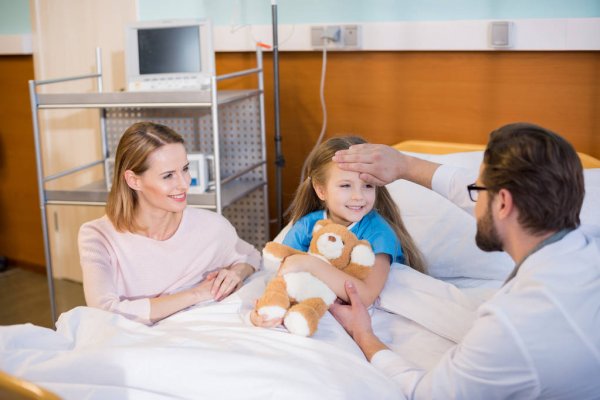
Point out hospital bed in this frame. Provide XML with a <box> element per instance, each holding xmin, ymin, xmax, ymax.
<box><xmin>1</xmin><ymin>141</ymin><xmax>598</xmax><ymax>400</ymax></box>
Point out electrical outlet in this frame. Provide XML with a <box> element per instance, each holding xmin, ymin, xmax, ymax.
<box><xmin>323</xmin><ymin>26</ymin><xmax>341</xmax><ymax>43</ymax></box>
<box><xmin>311</xmin><ymin>25</ymin><xmax>341</xmax><ymax>48</ymax></box>
<box><xmin>311</xmin><ymin>26</ymin><xmax>325</xmax><ymax>47</ymax></box>
<box><xmin>311</xmin><ymin>25</ymin><xmax>361</xmax><ymax>50</ymax></box>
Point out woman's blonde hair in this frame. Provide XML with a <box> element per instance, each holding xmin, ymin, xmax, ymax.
<box><xmin>106</xmin><ymin>122</ymin><xmax>185</xmax><ymax>232</ymax></box>
<box><xmin>287</xmin><ymin>136</ymin><xmax>426</xmax><ymax>273</ymax></box>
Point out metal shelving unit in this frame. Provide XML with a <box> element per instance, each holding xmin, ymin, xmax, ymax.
<box><xmin>29</xmin><ymin>48</ymin><xmax>269</xmax><ymax>323</ymax></box>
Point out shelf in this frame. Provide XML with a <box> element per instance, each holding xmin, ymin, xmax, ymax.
<box><xmin>36</xmin><ymin>89</ymin><xmax>261</xmax><ymax>109</ymax></box>
<box><xmin>45</xmin><ymin>179</ymin><xmax>266</xmax><ymax>209</ymax></box>
<box><xmin>32</xmin><ymin>50</ymin><xmax>269</xmax><ymax>323</ymax></box>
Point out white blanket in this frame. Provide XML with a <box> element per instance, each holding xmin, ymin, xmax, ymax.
<box><xmin>0</xmin><ymin>269</ymin><xmax>486</xmax><ymax>399</ymax></box>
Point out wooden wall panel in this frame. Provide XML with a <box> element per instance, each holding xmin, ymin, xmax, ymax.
<box><xmin>0</xmin><ymin>55</ymin><xmax>44</xmax><ymax>268</ymax></box>
<box><xmin>216</xmin><ymin>51</ymin><xmax>600</xmax><ymax>233</ymax></box>
<box><xmin>1</xmin><ymin>50</ymin><xmax>597</xmax><ymax>256</ymax></box>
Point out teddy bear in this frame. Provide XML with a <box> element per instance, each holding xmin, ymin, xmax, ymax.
<box><xmin>255</xmin><ymin>219</ymin><xmax>376</xmax><ymax>337</ymax></box>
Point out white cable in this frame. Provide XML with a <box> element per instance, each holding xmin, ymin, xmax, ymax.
<box><xmin>300</xmin><ymin>40</ymin><xmax>328</xmax><ymax>182</ymax></box>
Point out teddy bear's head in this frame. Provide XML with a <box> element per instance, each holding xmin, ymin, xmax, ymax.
<box><xmin>308</xmin><ymin>220</ymin><xmax>375</xmax><ymax>273</ymax></box>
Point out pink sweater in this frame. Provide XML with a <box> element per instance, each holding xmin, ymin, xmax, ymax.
<box><xmin>78</xmin><ymin>207</ymin><xmax>261</xmax><ymax>324</ymax></box>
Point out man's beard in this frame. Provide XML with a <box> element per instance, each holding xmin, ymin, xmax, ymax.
<box><xmin>475</xmin><ymin>204</ymin><xmax>503</xmax><ymax>252</ymax></box>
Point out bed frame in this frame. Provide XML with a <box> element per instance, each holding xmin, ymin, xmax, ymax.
<box><xmin>393</xmin><ymin>140</ymin><xmax>600</xmax><ymax>168</ymax></box>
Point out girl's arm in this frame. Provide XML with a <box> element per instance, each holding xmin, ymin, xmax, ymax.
<box><xmin>281</xmin><ymin>253</ymin><xmax>391</xmax><ymax>306</ymax></box>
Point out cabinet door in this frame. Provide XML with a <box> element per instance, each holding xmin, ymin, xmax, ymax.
<box><xmin>46</xmin><ymin>205</ymin><xmax>105</xmax><ymax>282</ymax></box>
<box><xmin>31</xmin><ymin>0</ymin><xmax>136</xmax><ymax>281</ymax></box>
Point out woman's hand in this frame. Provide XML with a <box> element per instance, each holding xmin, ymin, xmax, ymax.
<box><xmin>208</xmin><ymin>263</ymin><xmax>255</xmax><ymax>301</ymax></box>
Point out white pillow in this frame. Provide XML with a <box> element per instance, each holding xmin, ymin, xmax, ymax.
<box><xmin>387</xmin><ymin>151</ymin><xmax>600</xmax><ymax>286</ymax></box>
<box><xmin>581</xmin><ymin>169</ymin><xmax>600</xmax><ymax>237</ymax></box>
<box><xmin>386</xmin><ymin>177</ymin><xmax>513</xmax><ymax>284</ymax></box>
<box><xmin>269</xmin><ymin>151</ymin><xmax>600</xmax><ymax>287</ymax></box>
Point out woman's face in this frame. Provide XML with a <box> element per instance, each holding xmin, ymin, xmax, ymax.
<box><xmin>313</xmin><ymin>163</ymin><xmax>376</xmax><ymax>226</ymax></box>
<box><xmin>129</xmin><ymin>143</ymin><xmax>191</xmax><ymax>215</ymax></box>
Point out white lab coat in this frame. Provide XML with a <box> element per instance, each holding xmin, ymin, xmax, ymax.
<box><xmin>371</xmin><ymin>165</ymin><xmax>600</xmax><ymax>399</ymax></box>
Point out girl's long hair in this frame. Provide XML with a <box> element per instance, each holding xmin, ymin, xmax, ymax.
<box><xmin>106</xmin><ymin>122</ymin><xmax>185</xmax><ymax>232</ymax></box>
<box><xmin>287</xmin><ymin>136</ymin><xmax>426</xmax><ymax>273</ymax></box>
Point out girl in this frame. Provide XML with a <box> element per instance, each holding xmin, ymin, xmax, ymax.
<box><xmin>252</xmin><ymin>136</ymin><xmax>425</xmax><ymax>327</ymax></box>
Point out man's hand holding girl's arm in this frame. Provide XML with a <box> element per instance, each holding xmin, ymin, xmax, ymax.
<box><xmin>330</xmin><ymin>281</ymin><xmax>389</xmax><ymax>361</ymax></box>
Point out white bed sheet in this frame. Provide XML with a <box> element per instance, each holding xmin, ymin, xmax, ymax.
<box><xmin>0</xmin><ymin>267</ymin><xmax>485</xmax><ymax>400</ymax></box>
<box><xmin>7</xmin><ymin>150</ymin><xmax>594</xmax><ymax>398</ymax></box>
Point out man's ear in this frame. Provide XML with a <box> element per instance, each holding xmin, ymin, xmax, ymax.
<box><xmin>313</xmin><ymin>181</ymin><xmax>326</xmax><ymax>201</ymax></box>
<box><xmin>495</xmin><ymin>188</ymin><xmax>514</xmax><ymax>220</ymax></box>
<box><xmin>124</xmin><ymin>170</ymin><xmax>141</xmax><ymax>191</ymax></box>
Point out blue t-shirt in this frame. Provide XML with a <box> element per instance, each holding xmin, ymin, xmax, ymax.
<box><xmin>282</xmin><ymin>210</ymin><xmax>405</xmax><ymax>264</ymax></box>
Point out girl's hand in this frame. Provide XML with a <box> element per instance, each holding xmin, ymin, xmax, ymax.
<box><xmin>277</xmin><ymin>254</ymin><xmax>312</xmax><ymax>275</ymax></box>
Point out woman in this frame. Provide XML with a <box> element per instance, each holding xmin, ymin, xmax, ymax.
<box><xmin>78</xmin><ymin>122</ymin><xmax>260</xmax><ymax>324</ymax></box>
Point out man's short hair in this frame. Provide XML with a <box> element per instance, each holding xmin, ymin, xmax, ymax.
<box><xmin>482</xmin><ymin>122</ymin><xmax>584</xmax><ymax>234</ymax></box>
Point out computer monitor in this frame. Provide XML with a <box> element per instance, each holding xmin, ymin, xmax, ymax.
<box><xmin>125</xmin><ymin>19</ymin><xmax>215</xmax><ymax>91</ymax></box>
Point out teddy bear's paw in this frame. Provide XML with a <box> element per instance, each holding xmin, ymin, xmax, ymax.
<box><xmin>257</xmin><ymin>305</ymin><xmax>287</xmax><ymax>320</ymax></box>
<box><xmin>284</xmin><ymin>311</ymin><xmax>311</xmax><ymax>337</ymax></box>
<box><xmin>262</xmin><ymin>251</ymin><xmax>284</xmax><ymax>263</ymax></box>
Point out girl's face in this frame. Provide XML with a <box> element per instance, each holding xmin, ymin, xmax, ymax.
<box><xmin>313</xmin><ymin>163</ymin><xmax>376</xmax><ymax>226</ymax></box>
<box><xmin>126</xmin><ymin>143</ymin><xmax>191</xmax><ymax>215</ymax></box>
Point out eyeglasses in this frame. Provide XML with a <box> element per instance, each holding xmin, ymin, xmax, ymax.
<box><xmin>467</xmin><ymin>183</ymin><xmax>488</xmax><ymax>202</ymax></box>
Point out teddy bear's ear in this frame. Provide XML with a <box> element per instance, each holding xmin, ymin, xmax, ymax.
<box><xmin>313</xmin><ymin>219</ymin><xmax>331</xmax><ymax>234</ymax></box>
<box><xmin>350</xmin><ymin>241</ymin><xmax>376</xmax><ymax>267</ymax></box>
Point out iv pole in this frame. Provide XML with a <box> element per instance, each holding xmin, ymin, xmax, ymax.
<box><xmin>271</xmin><ymin>0</ymin><xmax>284</xmax><ymax>232</ymax></box>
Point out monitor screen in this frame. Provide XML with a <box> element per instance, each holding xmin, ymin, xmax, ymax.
<box><xmin>138</xmin><ymin>26</ymin><xmax>201</xmax><ymax>75</ymax></box>
<box><xmin>125</xmin><ymin>19</ymin><xmax>215</xmax><ymax>91</ymax></box>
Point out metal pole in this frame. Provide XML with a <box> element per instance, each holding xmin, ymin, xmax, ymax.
<box><xmin>256</xmin><ymin>47</ymin><xmax>270</xmax><ymax>243</ymax></box>
<box><xmin>96</xmin><ymin>48</ymin><xmax>110</xmax><ymax>182</ymax></box>
<box><xmin>272</xmin><ymin>0</ymin><xmax>284</xmax><ymax>232</ymax></box>
<box><xmin>210</xmin><ymin>75</ymin><xmax>222</xmax><ymax>213</ymax></box>
<box><xmin>95</xmin><ymin>47</ymin><xmax>103</xmax><ymax>93</ymax></box>
<box><xmin>28</xmin><ymin>80</ymin><xmax>57</xmax><ymax>325</ymax></box>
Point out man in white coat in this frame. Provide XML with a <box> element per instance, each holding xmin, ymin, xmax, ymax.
<box><xmin>330</xmin><ymin>122</ymin><xmax>600</xmax><ymax>399</ymax></box>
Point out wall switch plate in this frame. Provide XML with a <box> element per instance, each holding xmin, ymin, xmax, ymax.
<box><xmin>489</xmin><ymin>21</ymin><xmax>514</xmax><ymax>49</ymax></box>
<box><xmin>342</xmin><ymin>25</ymin><xmax>360</xmax><ymax>48</ymax></box>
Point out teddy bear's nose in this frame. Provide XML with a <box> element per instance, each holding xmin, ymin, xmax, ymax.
<box><xmin>328</xmin><ymin>235</ymin><xmax>336</xmax><ymax>242</ymax></box>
